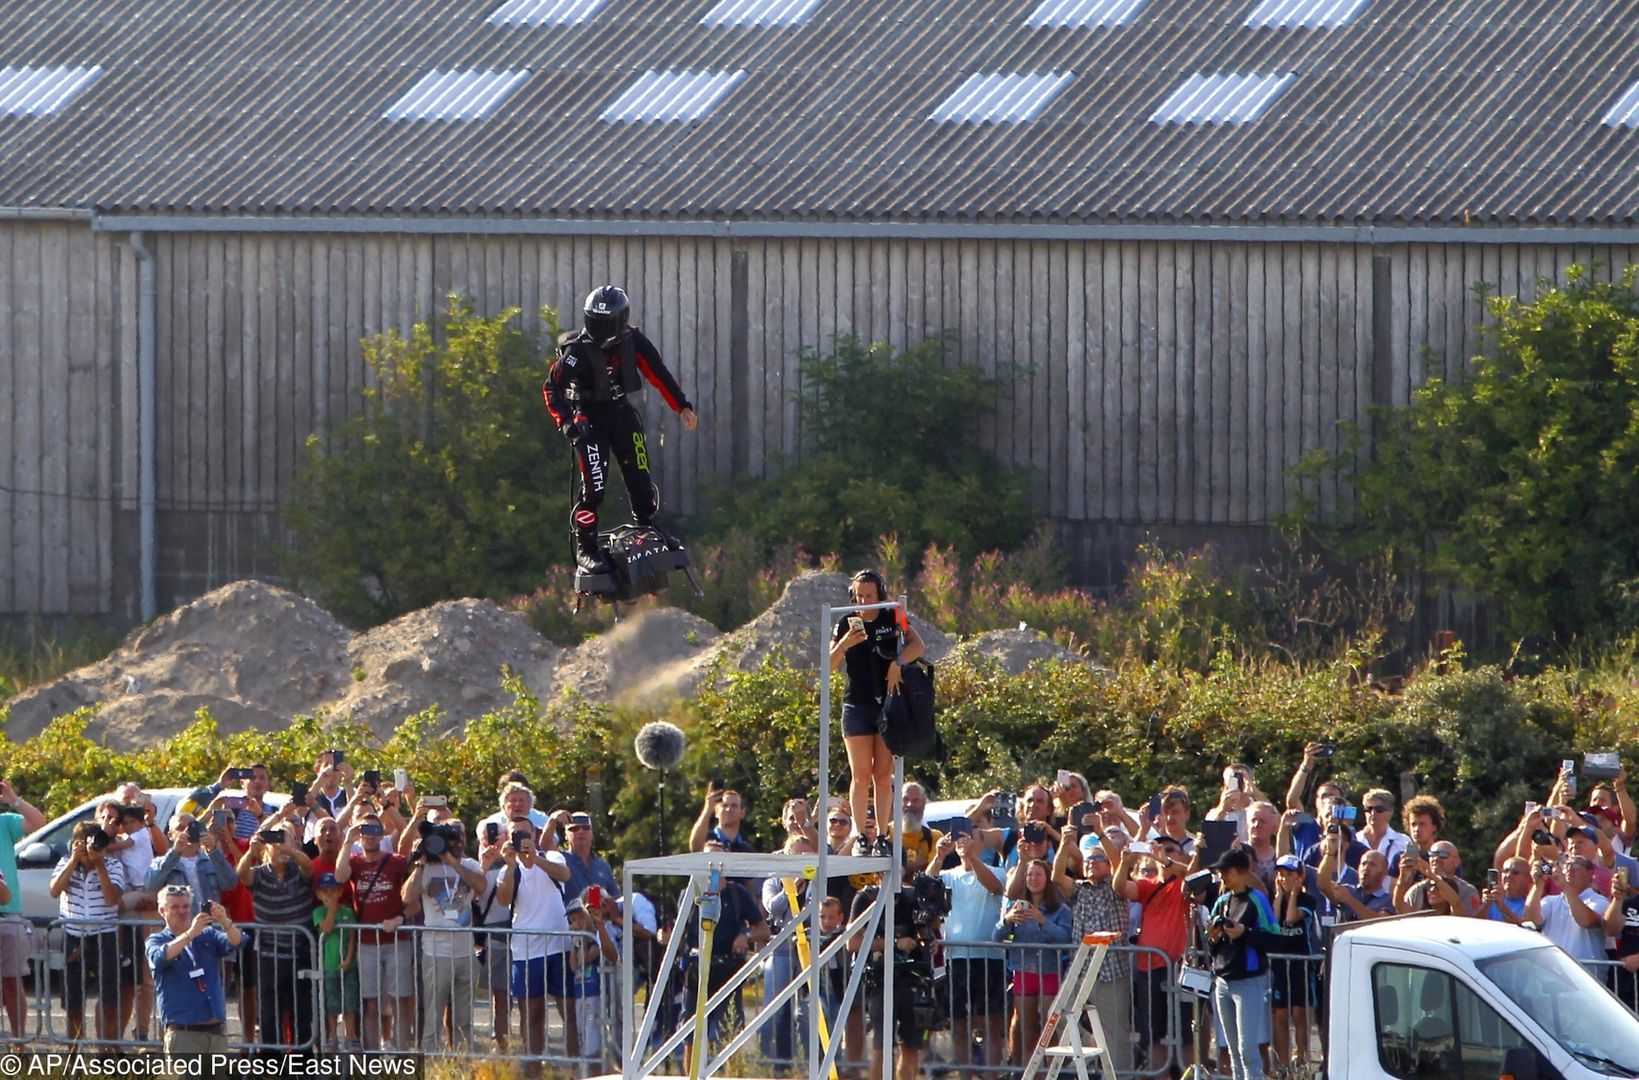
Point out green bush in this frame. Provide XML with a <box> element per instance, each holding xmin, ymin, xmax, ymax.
<box><xmin>697</xmin><ymin>336</ymin><xmax>1038</xmax><ymax>564</ymax></box>
<box><xmin>284</xmin><ymin>298</ymin><xmax>567</xmax><ymax>627</ymax></box>
<box><xmin>2</xmin><ymin>650</ymin><xmax>1637</xmax><ymax>880</ymax></box>
<box><xmin>1323</xmin><ymin>267</ymin><xmax>1639</xmax><ymax>645</ymax></box>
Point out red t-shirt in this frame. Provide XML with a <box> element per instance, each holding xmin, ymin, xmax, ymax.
<box><xmin>1132</xmin><ymin>876</ymin><xmax>1188</xmax><ymax>970</ymax></box>
<box><xmin>349</xmin><ymin>852</ymin><xmax>409</xmax><ymax>943</ymax></box>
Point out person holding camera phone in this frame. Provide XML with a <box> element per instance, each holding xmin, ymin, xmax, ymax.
<box><xmin>1527</xmin><ymin>854</ymin><xmax>1609</xmax><ymax>964</ymax></box>
<box><xmin>473</xmin><ymin>818</ymin><xmax>515</xmax><ymax>1052</ymax></box>
<box><xmin>1113</xmin><ymin>832</ymin><xmax>1201</xmax><ymax>1072</ymax></box>
<box><xmin>689</xmin><ymin>781</ymin><xmax>756</xmax><ymax>853</ymax></box>
<box><xmin>147</xmin><ymin>884</ymin><xmax>241</xmax><ymax>1056</ymax></box>
<box><xmin>146</xmin><ymin>813</ymin><xmax>238</xmax><ymax>916</ymax></box>
<box><xmin>497</xmin><ymin>819</ymin><xmax>577</xmax><ymax>1073</ymax></box>
<box><xmin>1483</xmin><ymin>857</ymin><xmax>1533</xmax><ymax>924</ymax></box>
<box><xmin>51</xmin><ymin>819</ymin><xmax>128</xmax><ymax>1042</ymax></box>
<box><xmin>336</xmin><ymin>812</ymin><xmax>415</xmax><ymax>1050</ymax></box>
<box><xmin>1050</xmin><ymin>823</ymin><xmax>1133</xmax><ymax>1071</ymax></box>
<box><xmin>1602</xmin><ymin>864</ymin><xmax>1639</xmax><ymax>1003</ymax></box>
<box><xmin>312</xmin><ymin>752</ymin><xmax>352</xmax><ymax>819</ymax></box>
<box><xmin>402</xmin><ymin>813</ymin><xmax>485</xmax><ymax>1052</ymax></box>
<box><xmin>829</xmin><ymin>569</ymin><xmax>926</xmax><ymax>857</ymax></box>
<box><xmin>994</xmin><ymin>857</ymin><xmax>1072</xmax><ymax>1067</ymax></box>
<box><xmin>235</xmin><ymin>808</ymin><xmax>316</xmax><ymax>1051</ymax></box>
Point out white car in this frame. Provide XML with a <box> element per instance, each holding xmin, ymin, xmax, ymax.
<box><xmin>14</xmin><ymin>786</ymin><xmax>288</xmax><ymax>922</ymax></box>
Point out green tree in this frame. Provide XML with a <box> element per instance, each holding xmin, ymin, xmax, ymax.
<box><xmin>1336</xmin><ymin>268</ymin><xmax>1639</xmax><ymax>644</ymax></box>
<box><xmin>699</xmin><ymin>336</ymin><xmax>1037</xmax><ymax>562</ymax></box>
<box><xmin>284</xmin><ymin>298</ymin><xmax>565</xmax><ymax>626</ymax></box>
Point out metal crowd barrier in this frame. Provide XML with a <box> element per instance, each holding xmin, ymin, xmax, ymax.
<box><xmin>15</xmin><ymin>914</ymin><xmax>1639</xmax><ymax>1078</ymax></box>
<box><xmin>41</xmin><ymin>917</ymin><xmax>320</xmax><ymax>1053</ymax></box>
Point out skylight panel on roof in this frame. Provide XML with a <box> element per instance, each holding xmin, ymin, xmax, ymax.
<box><xmin>1025</xmin><ymin>0</ymin><xmax>1148</xmax><ymax>28</ymax></box>
<box><xmin>1150</xmin><ymin>72</ymin><xmax>1293</xmax><ymax>124</ymax></box>
<box><xmin>1603</xmin><ymin>80</ymin><xmax>1639</xmax><ymax>127</ymax></box>
<box><xmin>384</xmin><ymin>69</ymin><xmax>530</xmax><ymax>122</ymax></box>
<box><xmin>702</xmin><ymin>0</ymin><xmax>823</xmax><ymax>27</ymax></box>
<box><xmin>930</xmin><ymin>72</ymin><xmax>1075</xmax><ymax>124</ymax></box>
<box><xmin>1245</xmin><ymin>0</ymin><xmax>1371</xmax><ymax>29</ymax></box>
<box><xmin>602</xmin><ymin>70</ymin><xmax>746</xmax><ymax>122</ymax></box>
<box><xmin>488</xmin><ymin>0</ymin><xmax>605</xmax><ymax>26</ymax></box>
<box><xmin>0</xmin><ymin>65</ymin><xmax>104</xmax><ymax>117</ymax></box>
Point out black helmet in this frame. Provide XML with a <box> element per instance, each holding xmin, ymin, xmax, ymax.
<box><xmin>583</xmin><ymin>285</ymin><xmax>630</xmax><ymax>346</ymax></box>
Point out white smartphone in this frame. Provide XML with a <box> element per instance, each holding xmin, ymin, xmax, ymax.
<box><xmin>394</xmin><ymin>767</ymin><xmax>408</xmax><ymax>790</ymax></box>
<box><xmin>1130</xmin><ymin>840</ymin><xmax>1153</xmax><ymax>856</ymax></box>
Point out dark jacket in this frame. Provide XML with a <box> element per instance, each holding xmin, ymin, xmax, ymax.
<box><xmin>1206</xmin><ymin>887</ymin><xmax>1289</xmax><ymax>981</ymax></box>
<box><xmin>542</xmin><ymin>327</ymin><xmax>690</xmax><ymax>430</ymax></box>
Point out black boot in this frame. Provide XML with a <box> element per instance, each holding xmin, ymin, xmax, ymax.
<box><xmin>574</xmin><ymin>529</ymin><xmax>609</xmax><ymax>574</ymax></box>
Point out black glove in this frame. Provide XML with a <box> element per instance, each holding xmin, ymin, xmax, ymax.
<box><xmin>564</xmin><ymin>416</ymin><xmax>593</xmax><ymax>442</ymax></box>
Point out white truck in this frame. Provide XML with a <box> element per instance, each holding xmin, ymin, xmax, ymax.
<box><xmin>1323</xmin><ymin>915</ymin><xmax>1639</xmax><ymax>1079</ymax></box>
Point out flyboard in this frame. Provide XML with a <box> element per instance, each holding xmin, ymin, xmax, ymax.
<box><xmin>573</xmin><ymin>522</ymin><xmax>704</xmax><ymax>615</ymax></box>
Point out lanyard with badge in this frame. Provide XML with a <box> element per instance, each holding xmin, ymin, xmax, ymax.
<box><xmin>183</xmin><ymin>943</ymin><xmax>206</xmax><ymax>993</ymax></box>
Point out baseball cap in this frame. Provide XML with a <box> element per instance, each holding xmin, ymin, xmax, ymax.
<box><xmin>567</xmin><ymin>812</ymin><xmax>593</xmax><ymax>830</ymax></box>
<box><xmin>1275</xmin><ymin>854</ymin><xmax>1303</xmax><ymax>872</ymax></box>
<box><xmin>564</xmin><ymin>897</ymin><xmax>587</xmax><ymax>915</ymax></box>
<box><xmin>1209</xmin><ymin>848</ymin><xmax>1251</xmax><ymax>873</ymax></box>
<box><xmin>1079</xmin><ymin>834</ymin><xmax>1107</xmax><ymax>860</ymax></box>
<box><xmin>315</xmin><ymin>872</ymin><xmax>340</xmax><ymax>890</ymax></box>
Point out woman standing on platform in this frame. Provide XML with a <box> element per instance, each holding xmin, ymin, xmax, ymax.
<box><xmin>828</xmin><ymin>569</ymin><xmax>925</xmax><ymax>857</ymax></box>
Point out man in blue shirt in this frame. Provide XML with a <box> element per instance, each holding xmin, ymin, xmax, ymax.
<box><xmin>147</xmin><ymin>884</ymin><xmax>241</xmax><ymax>1055</ymax></box>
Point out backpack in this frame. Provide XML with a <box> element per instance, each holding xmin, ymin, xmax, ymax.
<box><xmin>878</xmin><ymin>657</ymin><xmax>942</xmax><ymax>760</ymax></box>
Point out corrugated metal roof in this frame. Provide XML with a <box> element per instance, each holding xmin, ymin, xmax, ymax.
<box><xmin>1</xmin><ymin>0</ymin><xmax>1637</xmax><ymax>224</ymax></box>
<box><xmin>487</xmin><ymin>0</ymin><xmax>606</xmax><ymax>26</ymax></box>
<box><xmin>600</xmin><ymin>69</ymin><xmax>747</xmax><ymax>122</ymax></box>
<box><xmin>1024</xmin><ymin>0</ymin><xmax>1149</xmax><ymax>27</ymax></box>
<box><xmin>1244</xmin><ymin>0</ymin><xmax>1372</xmax><ymax>30</ymax></box>
<box><xmin>0</xmin><ymin>65</ymin><xmax>103</xmax><ymax>117</ymax></box>
<box><xmin>1604</xmin><ymin>80</ymin><xmax>1639</xmax><ymax>128</ymax></box>
<box><xmin>701</xmin><ymin>0</ymin><xmax>825</xmax><ymax>28</ymax></box>
<box><xmin>1151</xmin><ymin>72</ymin><xmax>1295</xmax><ymax>124</ymax></box>
<box><xmin>384</xmin><ymin>69</ymin><xmax>531</xmax><ymax>122</ymax></box>
<box><xmin>930</xmin><ymin>72</ymin><xmax>1076</xmax><ymax>123</ymax></box>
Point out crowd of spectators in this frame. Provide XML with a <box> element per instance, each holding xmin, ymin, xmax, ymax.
<box><xmin>1</xmin><ymin>735</ymin><xmax>1634</xmax><ymax>1080</ymax></box>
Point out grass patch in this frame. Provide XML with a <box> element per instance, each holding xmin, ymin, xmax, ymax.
<box><xmin>0</xmin><ymin>621</ymin><xmax>118</xmax><ymax>706</ymax></box>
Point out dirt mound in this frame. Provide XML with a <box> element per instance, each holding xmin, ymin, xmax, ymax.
<box><xmin>552</xmin><ymin>606</ymin><xmax>722</xmax><ymax>703</ymax></box>
<box><xmin>712</xmin><ymin>571</ymin><xmax>953</xmax><ymax>673</ymax></box>
<box><xmin>334</xmin><ymin>599</ymin><xmax>563</xmax><ymax>738</ymax></box>
<box><xmin>967</xmin><ymin>627</ymin><xmax>1105</xmax><ymax>676</ymax></box>
<box><xmin>4</xmin><ymin>580</ymin><xmax>351</xmax><ymax>748</ymax></box>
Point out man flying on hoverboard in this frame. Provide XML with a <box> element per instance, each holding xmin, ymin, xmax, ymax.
<box><xmin>542</xmin><ymin>286</ymin><xmax>700</xmax><ymax>596</ymax></box>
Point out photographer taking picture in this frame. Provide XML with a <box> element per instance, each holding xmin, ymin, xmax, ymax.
<box><xmin>402</xmin><ymin>812</ymin><xmax>485</xmax><ymax>1052</ymax></box>
<box><xmin>848</xmin><ymin>849</ymin><xmax>948</xmax><ymax>1080</ymax></box>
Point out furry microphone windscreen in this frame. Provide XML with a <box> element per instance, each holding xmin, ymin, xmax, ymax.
<box><xmin>634</xmin><ymin>721</ymin><xmax>686</xmax><ymax>771</ymax></box>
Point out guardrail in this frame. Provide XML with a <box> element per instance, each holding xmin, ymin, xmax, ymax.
<box><xmin>10</xmin><ymin>914</ymin><xmax>1639</xmax><ymax>1078</ymax></box>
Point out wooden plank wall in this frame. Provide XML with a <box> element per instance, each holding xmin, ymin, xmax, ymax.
<box><xmin>0</xmin><ymin>223</ymin><xmax>130</xmax><ymax>618</ymax></box>
<box><xmin>5</xmin><ymin>223</ymin><xmax>1639</xmax><ymax>617</ymax></box>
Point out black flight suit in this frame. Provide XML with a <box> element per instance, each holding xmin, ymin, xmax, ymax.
<box><xmin>541</xmin><ymin>327</ymin><xmax>692</xmax><ymax>561</ymax></box>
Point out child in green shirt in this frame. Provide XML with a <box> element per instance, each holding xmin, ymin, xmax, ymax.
<box><xmin>314</xmin><ymin>874</ymin><xmax>359</xmax><ymax>1050</ymax></box>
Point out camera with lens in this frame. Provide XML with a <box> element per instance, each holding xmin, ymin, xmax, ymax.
<box><xmin>1183</xmin><ymin>869</ymin><xmax>1215</xmax><ymax>898</ymax></box>
<box><xmin>416</xmin><ymin>820</ymin><xmax>462</xmax><ymax>860</ymax></box>
<box><xmin>1210</xmin><ymin>913</ymin><xmax>1232</xmax><ymax>932</ymax></box>
<box><xmin>906</xmin><ymin>873</ymin><xmax>950</xmax><ymax>936</ymax></box>
<box><xmin>87</xmin><ymin>826</ymin><xmax>115</xmax><ymax>852</ymax></box>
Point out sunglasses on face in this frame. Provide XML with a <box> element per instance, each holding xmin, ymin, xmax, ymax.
<box><xmin>1366</xmin><ymin>805</ymin><xmax>1390</xmax><ymax>813</ymax></box>
<box><xmin>828</xmin><ymin>817</ymin><xmax>850</xmax><ymax>826</ymax></box>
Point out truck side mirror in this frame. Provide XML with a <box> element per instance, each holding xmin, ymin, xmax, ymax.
<box><xmin>1500</xmin><ymin>1046</ymin><xmax>1538</xmax><ymax>1080</ymax></box>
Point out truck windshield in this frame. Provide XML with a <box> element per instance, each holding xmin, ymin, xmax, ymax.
<box><xmin>1477</xmin><ymin>947</ymin><xmax>1639</xmax><ymax>1077</ymax></box>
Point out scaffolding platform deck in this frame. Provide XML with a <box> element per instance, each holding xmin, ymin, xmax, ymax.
<box><xmin>623</xmin><ymin>851</ymin><xmax>891</xmax><ymax>877</ymax></box>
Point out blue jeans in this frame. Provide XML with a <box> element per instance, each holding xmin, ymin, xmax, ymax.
<box><xmin>1213</xmin><ymin>973</ymin><xmax>1270</xmax><ymax>1080</ymax></box>
<box><xmin>760</xmin><ymin>946</ymin><xmax>806</xmax><ymax>1064</ymax></box>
